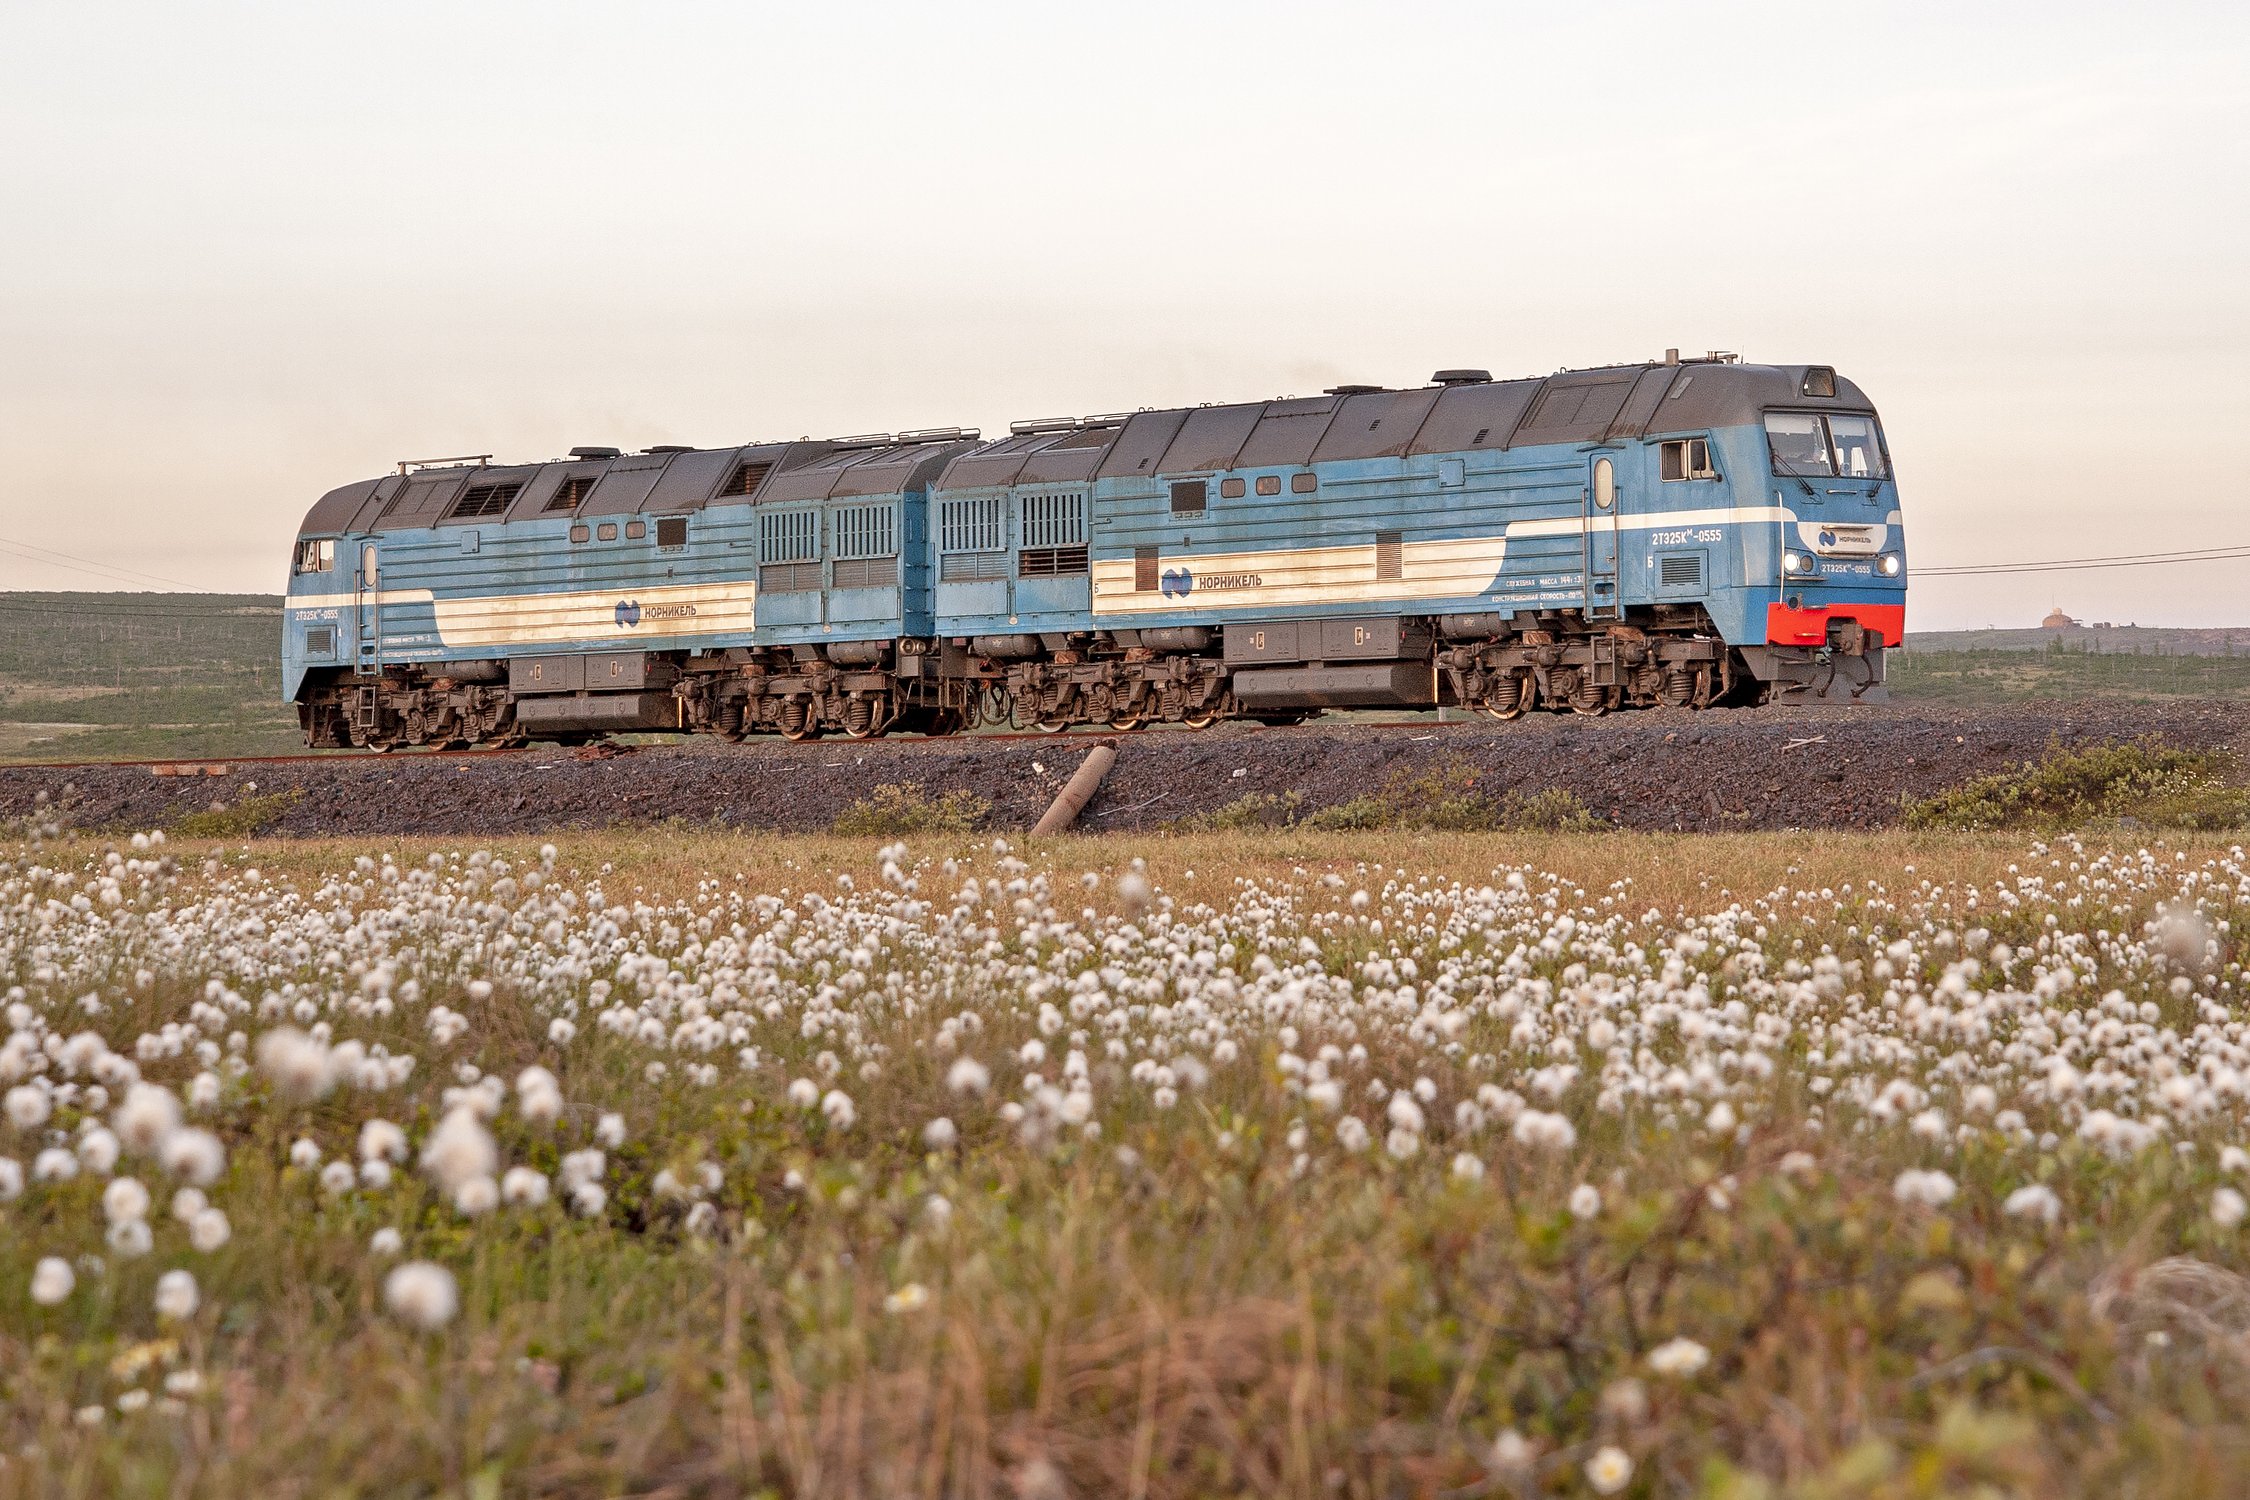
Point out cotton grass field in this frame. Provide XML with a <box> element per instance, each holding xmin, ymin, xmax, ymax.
<box><xmin>5</xmin><ymin>820</ymin><xmax>2250</xmax><ymax>1497</ymax></box>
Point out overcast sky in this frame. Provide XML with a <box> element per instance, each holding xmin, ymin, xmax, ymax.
<box><xmin>2</xmin><ymin>0</ymin><xmax>2245</xmax><ymax>628</ymax></box>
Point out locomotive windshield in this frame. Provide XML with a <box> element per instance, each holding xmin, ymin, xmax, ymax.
<box><xmin>1766</xmin><ymin>411</ymin><xmax>1890</xmax><ymax>479</ymax></box>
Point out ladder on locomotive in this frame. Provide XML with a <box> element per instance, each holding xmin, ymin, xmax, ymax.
<box><xmin>350</xmin><ymin>540</ymin><xmax>384</xmax><ymax>736</ymax></box>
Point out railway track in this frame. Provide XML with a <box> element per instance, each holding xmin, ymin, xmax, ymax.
<box><xmin>1</xmin><ymin>718</ymin><xmax>1478</xmax><ymax>774</ymax></box>
<box><xmin>5</xmin><ymin>700</ymin><xmax>2244</xmax><ymax>838</ymax></box>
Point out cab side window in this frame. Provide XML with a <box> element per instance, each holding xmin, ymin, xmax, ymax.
<box><xmin>1660</xmin><ymin>438</ymin><xmax>1717</xmax><ymax>481</ymax></box>
<box><xmin>293</xmin><ymin>538</ymin><xmax>336</xmax><ymax>574</ymax></box>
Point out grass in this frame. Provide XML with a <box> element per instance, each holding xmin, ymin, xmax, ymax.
<box><xmin>8</xmin><ymin>826</ymin><xmax>2250</xmax><ymax>1493</ymax></box>
<box><xmin>1904</xmin><ymin>741</ymin><xmax>2250</xmax><ymax>832</ymax></box>
<box><xmin>0</xmin><ymin>593</ymin><xmax>297</xmax><ymax>762</ymax></box>
<box><xmin>1888</xmin><ymin>647</ymin><xmax>2250</xmax><ymax>703</ymax></box>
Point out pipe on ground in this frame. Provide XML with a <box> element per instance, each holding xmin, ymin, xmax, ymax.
<box><xmin>1031</xmin><ymin>741</ymin><xmax>1118</xmax><ymax>835</ymax></box>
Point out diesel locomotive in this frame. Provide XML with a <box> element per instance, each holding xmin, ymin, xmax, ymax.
<box><xmin>282</xmin><ymin>354</ymin><xmax>1905</xmax><ymax>748</ymax></box>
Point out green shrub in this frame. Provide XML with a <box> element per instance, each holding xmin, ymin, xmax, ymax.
<box><xmin>169</xmin><ymin>789</ymin><xmax>301</xmax><ymax>839</ymax></box>
<box><xmin>1903</xmin><ymin>740</ymin><xmax>2250</xmax><ymax>832</ymax></box>
<box><xmin>830</xmin><ymin>783</ymin><xmax>990</xmax><ymax>836</ymax></box>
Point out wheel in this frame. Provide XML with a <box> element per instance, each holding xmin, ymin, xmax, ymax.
<box><xmin>1481</xmin><ymin>672</ymin><xmax>1532</xmax><ymax>721</ymax></box>
<box><xmin>1570</xmin><ymin>683</ymin><xmax>1619</xmax><ymax>717</ymax></box>
<box><xmin>1180</xmin><ymin>710</ymin><xmax>1219</xmax><ymax>731</ymax></box>
<box><xmin>1034</xmin><ymin>718</ymin><xmax>1072</xmax><ymax>734</ymax></box>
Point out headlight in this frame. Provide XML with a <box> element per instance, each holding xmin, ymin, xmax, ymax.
<box><xmin>1879</xmin><ymin>554</ymin><xmax>1903</xmax><ymax>576</ymax></box>
<box><xmin>1783</xmin><ymin>551</ymin><xmax>1813</xmax><ymax>574</ymax></box>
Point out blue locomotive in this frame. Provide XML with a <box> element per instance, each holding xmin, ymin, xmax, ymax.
<box><xmin>282</xmin><ymin>355</ymin><xmax>1905</xmax><ymax>747</ymax></box>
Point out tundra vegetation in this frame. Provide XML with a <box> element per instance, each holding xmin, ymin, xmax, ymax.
<box><xmin>3</xmin><ymin>819</ymin><xmax>2250</xmax><ymax>1496</ymax></box>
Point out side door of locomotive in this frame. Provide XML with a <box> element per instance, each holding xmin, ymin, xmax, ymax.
<box><xmin>352</xmin><ymin>539</ymin><xmax>382</xmax><ymax>676</ymax></box>
<box><xmin>1583</xmin><ymin>452</ymin><xmax>1622</xmax><ymax>619</ymax></box>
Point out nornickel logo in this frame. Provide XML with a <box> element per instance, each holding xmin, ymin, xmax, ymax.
<box><xmin>1159</xmin><ymin>568</ymin><xmax>1194</xmax><ymax>598</ymax></box>
<box><xmin>614</xmin><ymin>600</ymin><xmax>642</xmax><ymax>628</ymax></box>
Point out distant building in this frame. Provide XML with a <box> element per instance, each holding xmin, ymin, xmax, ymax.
<box><xmin>2042</xmin><ymin>607</ymin><xmax>2080</xmax><ymax>630</ymax></box>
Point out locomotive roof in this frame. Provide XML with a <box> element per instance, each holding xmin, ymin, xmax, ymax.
<box><xmin>294</xmin><ymin>360</ymin><xmax>1870</xmax><ymax>536</ymax></box>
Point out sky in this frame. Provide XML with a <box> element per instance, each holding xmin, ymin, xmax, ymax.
<box><xmin>1</xmin><ymin>0</ymin><xmax>2246</xmax><ymax>628</ymax></box>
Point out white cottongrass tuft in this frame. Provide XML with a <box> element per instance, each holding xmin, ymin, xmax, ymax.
<box><xmin>2003</xmin><ymin>1184</ymin><xmax>2062</xmax><ymax>1225</ymax></box>
<box><xmin>946</xmin><ymin>1056</ymin><xmax>990</xmax><ymax>1095</ymax></box>
<box><xmin>107</xmin><ymin>1218</ymin><xmax>153</xmax><ymax>1256</ymax></box>
<box><xmin>289</xmin><ymin>1137</ymin><xmax>323</xmax><ymax>1170</ymax></box>
<box><xmin>923</xmin><ymin>1117</ymin><xmax>958</xmax><ymax>1150</ymax></box>
<box><xmin>787</xmin><ymin>1077</ymin><xmax>820</xmax><ymax>1108</ymax></box>
<box><xmin>156</xmin><ymin>1127</ymin><xmax>225</xmax><ymax>1185</ymax></box>
<box><xmin>515</xmin><ymin>1066</ymin><xmax>563</xmax><ymax>1126</ymax></box>
<box><xmin>820</xmin><ymin>1089</ymin><xmax>856</xmax><ymax>1129</ymax></box>
<box><xmin>111</xmin><ymin>1083</ymin><xmax>181</xmax><ymax>1153</ymax></box>
<box><xmin>595</xmin><ymin>1113</ymin><xmax>626</xmax><ymax>1149</ymax></box>
<box><xmin>1512</xmin><ymin>1110</ymin><xmax>1577</xmax><ymax>1152</ymax></box>
<box><xmin>369</xmin><ymin>1227</ymin><xmax>404</xmax><ymax>1256</ymax></box>
<box><xmin>453</xmin><ymin>1175</ymin><xmax>500</xmax><ymax>1216</ymax></box>
<box><xmin>103</xmin><ymin>1175</ymin><xmax>151</xmax><ymax>1224</ymax></box>
<box><xmin>1893</xmin><ymin>1169</ymin><xmax>1957</xmax><ymax>1208</ymax></box>
<box><xmin>5</xmin><ymin>1084</ymin><xmax>52</xmax><ymax>1131</ymax></box>
<box><xmin>153</xmin><ymin>1269</ymin><xmax>199</xmax><ymax>1321</ymax></box>
<box><xmin>383</xmin><ymin>1261</ymin><xmax>459</xmax><ymax>1331</ymax></box>
<box><xmin>2215</xmin><ymin>1188</ymin><xmax>2248</xmax><ymax>1228</ymax></box>
<box><xmin>320</xmin><ymin>1160</ymin><xmax>357</xmax><ymax>1196</ymax></box>
<box><xmin>1584</xmin><ymin>1445</ymin><xmax>1634</xmax><ymax>1495</ymax></box>
<box><xmin>1115</xmin><ymin>871</ymin><xmax>1151</xmax><ymax>915</ymax></box>
<box><xmin>188</xmin><ymin>1207</ymin><xmax>231</xmax><ymax>1252</ymax></box>
<box><xmin>419</xmin><ymin>1108</ymin><xmax>497</xmax><ymax>1194</ymax></box>
<box><xmin>501</xmin><ymin>1166</ymin><xmax>550</xmax><ymax>1207</ymax></box>
<box><xmin>359</xmin><ymin>1119</ymin><xmax>408</xmax><ymax>1164</ymax></box>
<box><xmin>256</xmin><ymin>1028</ymin><xmax>333</xmax><ymax>1102</ymax></box>
<box><xmin>30</xmin><ymin>1256</ymin><xmax>74</xmax><ymax>1306</ymax></box>
<box><xmin>1336</xmin><ymin>1116</ymin><xmax>1371</xmax><ymax>1153</ymax></box>
<box><xmin>0</xmin><ymin>1157</ymin><xmax>21</xmax><ymax>1201</ymax></box>
<box><xmin>1570</xmin><ymin>1183</ymin><xmax>1603</xmax><ymax>1220</ymax></box>
<box><xmin>77</xmin><ymin>1126</ymin><xmax>120</xmax><ymax>1174</ymax></box>
<box><xmin>1647</xmin><ymin>1336</ymin><xmax>1710</xmax><ymax>1377</ymax></box>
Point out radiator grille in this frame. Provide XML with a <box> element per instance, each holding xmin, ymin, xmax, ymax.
<box><xmin>1135</xmin><ymin>546</ymin><xmax>1160</xmax><ymax>592</ymax></box>
<box><xmin>1018</xmin><ymin>545</ymin><xmax>1089</xmax><ymax>578</ymax></box>
<box><xmin>759</xmin><ymin>561</ymin><xmax>823</xmax><ymax>593</ymax></box>
<box><xmin>940</xmin><ymin>494</ymin><xmax>1005</xmax><ymax>555</ymax></box>
<box><xmin>1659</xmin><ymin>553</ymin><xmax>1704</xmax><ymax>587</ymax></box>
<box><xmin>546</xmin><ymin>476</ymin><xmax>597</xmax><ymax>513</ymax></box>
<box><xmin>833</xmin><ymin>502</ymin><xmax>897</xmax><ymax>561</ymax></box>
<box><xmin>447</xmin><ymin>481</ymin><xmax>521</xmax><ymax>520</ymax></box>
<box><xmin>758</xmin><ymin>509</ymin><xmax>820</xmax><ymax>564</ymax></box>
<box><xmin>1375</xmin><ymin>531</ymin><xmax>1403</xmax><ymax>582</ymax></box>
<box><xmin>833</xmin><ymin>556</ymin><xmax>898</xmax><ymax>589</ymax></box>
<box><xmin>940</xmin><ymin>551</ymin><xmax>1007</xmax><ymax>583</ymax></box>
<box><xmin>719</xmin><ymin>459</ymin><xmax>773</xmax><ymax>497</ymax></box>
<box><xmin>1020</xmin><ymin>491</ymin><xmax>1086</xmax><ymax>549</ymax></box>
